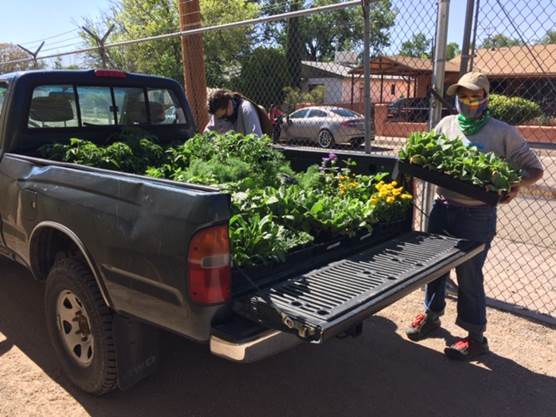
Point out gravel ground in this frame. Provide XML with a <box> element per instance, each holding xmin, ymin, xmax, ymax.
<box><xmin>1</xmin><ymin>257</ymin><xmax>554</xmax><ymax>417</ymax></box>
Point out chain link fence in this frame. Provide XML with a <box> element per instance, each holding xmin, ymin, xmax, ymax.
<box><xmin>466</xmin><ymin>0</ymin><xmax>556</xmax><ymax>320</ymax></box>
<box><xmin>0</xmin><ymin>0</ymin><xmax>554</xmax><ymax>321</ymax></box>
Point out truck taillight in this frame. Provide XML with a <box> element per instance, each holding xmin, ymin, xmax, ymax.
<box><xmin>188</xmin><ymin>224</ymin><xmax>231</xmax><ymax>304</ymax></box>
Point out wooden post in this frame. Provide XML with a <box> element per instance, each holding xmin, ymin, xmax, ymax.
<box><xmin>178</xmin><ymin>0</ymin><xmax>208</xmax><ymax>131</ymax></box>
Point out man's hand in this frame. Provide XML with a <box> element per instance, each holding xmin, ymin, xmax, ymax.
<box><xmin>500</xmin><ymin>184</ymin><xmax>521</xmax><ymax>204</ymax></box>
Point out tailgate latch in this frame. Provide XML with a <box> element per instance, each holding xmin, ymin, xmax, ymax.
<box><xmin>234</xmin><ymin>296</ymin><xmax>322</xmax><ymax>342</ymax></box>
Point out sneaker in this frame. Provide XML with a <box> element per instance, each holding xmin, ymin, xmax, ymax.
<box><xmin>444</xmin><ymin>337</ymin><xmax>489</xmax><ymax>361</ymax></box>
<box><xmin>405</xmin><ymin>313</ymin><xmax>441</xmax><ymax>341</ymax></box>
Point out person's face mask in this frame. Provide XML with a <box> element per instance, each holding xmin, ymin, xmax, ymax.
<box><xmin>456</xmin><ymin>95</ymin><xmax>488</xmax><ymax>119</ymax></box>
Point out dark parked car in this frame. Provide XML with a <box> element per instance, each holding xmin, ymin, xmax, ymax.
<box><xmin>387</xmin><ymin>96</ymin><xmax>451</xmax><ymax>122</ymax></box>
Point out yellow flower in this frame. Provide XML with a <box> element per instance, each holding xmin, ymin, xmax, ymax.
<box><xmin>370</xmin><ymin>196</ymin><xmax>379</xmax><ymax>205</ymax></box>
<box><xmin>379</xmin><ymin>190</ymin><xmax>388</xmax><ymax>197</ymax></box>
<box><xmin>391</xmin><ymin>180</ymin><xmax>398</xmax><ymax>186</ymax></box>
<box><xmin>386</xmin><ymin>196</ymin><xmax>395</xmax><ymax>204</ymax></box>
<box><xmin>392</xmin><ymin>188</ymin><xmax>401</xmax><ymax>196</ymax></box>
<box><xmin>401</xmin><ymin>193</ymin><xmax>413</xmax><ymax>200</ymax></box>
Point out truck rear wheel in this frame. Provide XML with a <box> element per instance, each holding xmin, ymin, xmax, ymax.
<box><xmin>45</xmin><ymin>257</ymin><xmax>118</xmax><ymax>395</ymax></box>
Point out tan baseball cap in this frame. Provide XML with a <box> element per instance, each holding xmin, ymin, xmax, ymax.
<box><xmin>447</xmin><ymin>71</ymin><xmax>490</xmax><ymax>96</ymax></box>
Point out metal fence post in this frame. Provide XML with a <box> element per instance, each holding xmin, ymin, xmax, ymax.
<box><xmin>459</xmin><ymin>0</ymin><xmax>475</xmax><ymax>76</ymax></box>
<box><xmin>362</xmin><ymin>0</ymin><xmax>372</xmax><ymax>154</ymax></box>
<box><xmin>422</xmin><ymin>0</ymin><xmax>450</xmax><ymax>230</ymax></box>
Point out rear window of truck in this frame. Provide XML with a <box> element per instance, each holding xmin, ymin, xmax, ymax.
<box><xmin>27</xmin><ymin>84</ymin><xmax>187</xmax><ymax>129</ymax></box>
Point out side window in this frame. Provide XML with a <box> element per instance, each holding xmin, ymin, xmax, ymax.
<box><xmin>76</xmin><ymin>86</ymin><xmax>115</xmax><ymax>126</ymax></box>
<box><xmin>28</xmin><ymin>85</ymin><xmax>78</xmax><ymax>128</ymax></box>
<box><xmin>0</xmin><ymin>83</ymin><xmax>7</xmax><ymax>118</ymax></box>
<box><xmin>290</xmin><ymin>109</ymin><xmax>309</xmax><ymax>119</ymax></box>
<box><xmin>147</xmin><ymin>89</ymin><xmax>187</xmax><ymax>125</ymax></box>
<box><xmin>308</xmin><ymin>109</ymin><xmax>327</xmax><ymax>118</ymax></box>
<box><xmin>114</xmin><ymin>87</ymin><xmax>148</xmax><ymax>125</ymax></box>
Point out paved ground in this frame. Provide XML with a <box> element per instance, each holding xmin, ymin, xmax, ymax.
<box><xmin>0</xmin><ymin>257</ymin><xmax>555</xmax><ymax>417</ymax></box>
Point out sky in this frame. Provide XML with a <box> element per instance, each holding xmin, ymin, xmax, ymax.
<box><xmin>0</xmin><ymin>1</ymin><xmax>466</xmax><ymax>47</ymax></box>
<box><xmin>0</xmin><ymin>0</ymin><xmax>553</xmax><ymax>63</ymax></box>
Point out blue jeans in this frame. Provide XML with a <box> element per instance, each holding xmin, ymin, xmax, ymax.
<box><xmin>425</xmin><ymin>200</ymin><xmax>497</xmax><ymax>334</ymax></box>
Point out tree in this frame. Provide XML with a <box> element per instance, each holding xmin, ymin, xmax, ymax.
<box><xmin>0</xmin><ymin>43</ymin><xmax>34</xmax><ymax>74</ymax></box>
<box><xmin>52</xmin><ymin>57</ymin><xmax>82</xmax><ymax>70</ymax></box>
<box><xmin>283</xmin><ymin>85</ymin><xmax>325</xmax><ymax>111</ymax></box>
<box><xmin>542</xmin><ymin>30</ymin><xmax>556</xmax><ymax>45</ymax></box>
<box><xmin>481</xmin><ymin>34</ymin><xmax>522</xmax><ymax>49</ymax></box>
<box><xmin>259</xmin><ymin>0</ymin><xmax>396</xmax><ymax>60</ymax></box>
<box><xmin>399</xmin><ymin>33</ymin><xmax>431</xmax><ymax>58</ymax></box>
<box><xmin>80</xmin><ymin>0</ymin><xmax>259</xmax><ymax>86</ymax></box>
<box><xmin>446</xmin><ymin>42</ymin><xmax>460</xmax><ymax>60</ymax></box>
<box><xmin>232</xmin><ymin>47</ymin><xmax>289</xmax><ymax>108</ymax></box>
<box><xmin>287</xmin><ymin>0</ymin><xmax>303</xmax><ymax>88</ymax></box>
<box><xmin>200</xmin><ymin>0</ymin><xmax>259</xmax><ymax>87</ymax></box>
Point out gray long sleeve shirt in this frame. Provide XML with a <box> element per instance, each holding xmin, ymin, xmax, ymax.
<box><xmin>434</xmin><ymin>115</ymin><xmax>543</xmax><ymax>206</ymax></box>
<box><xmin>204</xmin><ymin>99</ymin><xmax>263</xmax><ymax>137</ymax></box>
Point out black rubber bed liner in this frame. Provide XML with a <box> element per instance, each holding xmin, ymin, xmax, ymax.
<box><xmin>233</xmin><ymin>232</ymin><xmax>484</xmax><ymax>343</ymax></box>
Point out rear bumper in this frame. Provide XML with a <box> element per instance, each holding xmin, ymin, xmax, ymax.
<box><xmin>210</xmin><ymin>329</ymin><xmax>302</xmax><ymax>363</ymax></box>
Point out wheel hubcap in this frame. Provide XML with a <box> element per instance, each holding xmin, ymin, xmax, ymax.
<box><xmin>56</xmin><ymin>290</ymin><xmax>94</xmax><ymax>367</ymax></box>
<box><xmin>319</xmin><ymin>131</ymin><xmax>332</xmax><ymax>147</ymax></box>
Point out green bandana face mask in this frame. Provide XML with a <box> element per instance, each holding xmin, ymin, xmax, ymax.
<box><xmin>457</xmin><ymin>109</ymin><xmax>491</xmax><ymax>136</ymax></box>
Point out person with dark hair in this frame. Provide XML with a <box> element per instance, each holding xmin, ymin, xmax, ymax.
<box><xmin>404</xmin><ymin>72</ymin><xmax>544</xmax><ymax>360</ymax></box>
<box><xmin>269</xmin><ymin>103</ymin><xmax>285</xmax><ymax>143</ymax></box>
<box><xmin>205</xmin><ymin>89</ymin><xmax>264</xmax><ymax>137</ymax></box>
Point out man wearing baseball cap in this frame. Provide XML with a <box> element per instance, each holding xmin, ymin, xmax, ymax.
<box><xmin>405</xmin><ymin>72</ymin><xmax>544</xmax><ymax>360</ymax></box>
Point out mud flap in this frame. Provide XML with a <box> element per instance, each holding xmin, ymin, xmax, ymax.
<box><xmin>113</xmin><ymin>314</ymin><xmax>159</xmax><ymax>390</ymax></box>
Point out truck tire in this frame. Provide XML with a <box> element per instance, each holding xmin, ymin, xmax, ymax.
<box><xmin>44</xmin><ymin>257</ymin><xmax>118</xmax><ymax>395</ymax></box>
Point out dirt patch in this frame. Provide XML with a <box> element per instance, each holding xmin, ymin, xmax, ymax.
<box><xmin>1</xmin><ymin>257</ymin><xmax>555</xmax><ymax>417</ymax></box>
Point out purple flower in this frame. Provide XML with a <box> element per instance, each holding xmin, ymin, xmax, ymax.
<box><xmin>328</xmin><ymin>152</ymin><xmax>337</xmax><ymax>161</ymax></box>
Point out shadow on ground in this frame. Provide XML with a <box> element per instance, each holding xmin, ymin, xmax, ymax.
<box><xmin>1</xmin><ymin>257</ymin><xmax>554</xmax><ymax>417</ymax></box>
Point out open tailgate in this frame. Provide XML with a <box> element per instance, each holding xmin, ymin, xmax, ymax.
<box><xmin>232</xmin><ymin>232</ymin><xmax>484</xmax><ymax>343</ymax></box>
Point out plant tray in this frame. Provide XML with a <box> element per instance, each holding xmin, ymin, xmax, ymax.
<box><xmin>398</xmin><ymin>160</ymin><xmax>505</xmax><ymax>206</ymax></box>
<box><xmin>232</xmin><ymin>218</ymin><xmax>412</xmax><ymax>295</ymax></box>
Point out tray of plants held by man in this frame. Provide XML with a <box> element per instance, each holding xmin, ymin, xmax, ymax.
<box><xmin>398</xmin><ymin>131</ymin><xmax>521</xmax><ymax>206</ymax></box>
<box><xmin>39</xmin><ymin>131</ymin><xmax>414</xmax><ymax>270</ymax></box>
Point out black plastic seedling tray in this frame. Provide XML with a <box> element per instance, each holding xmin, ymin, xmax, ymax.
<box><xmin>398</xmin><ymin>160</ymin><xmax>505</xmax><ymax>206</ymax></box>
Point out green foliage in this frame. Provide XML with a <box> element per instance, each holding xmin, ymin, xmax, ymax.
<box><xmin>41</xmin><ymin>131</ymin><xmax>411</xmax><ymax>267</ymax></box>
<box><xmin>80</xmin><ymin>0</ymin><xmax>259</xmax><ymax>86</ymax></box>
<box><xmin>399</xmin><ymin>33</ymin><xmax>432</xmax><ymax>59</ymax></box>
<box><xmin>399</xmin><ymin>130</ymin><xmax>522</xmax><ymax>193</ymax></box>
<box><xmin>489</xmin><ymin>94</ymin><xmax>542</xmax><ymax>125</ymax></box>
<box><xmin>39</xmin><ymin>136</ymin><xmax>165</xmax><ymax>174</ymax></box>
<box><xmin>259</xmin><ymin>0</ymin><xmax>396</xmax><ymax>86</ymax></box>
<box><xmin>480</xmin><ymin>34</ymin><xmax>522</xmax><ymax>49</ymax></box>
<box><xmin>446</xmin><ymin>42</ymin><xmax>461</xmax><ymax>60</ymax></box>
<box><xmin>542</xmin><ymin>30</ymin><xmax>556</xmax><ymax>44</ymax></box>
<box><xmin>232</xmin><ymin>47</ymin><xmax>289</xmax><ymax>108</ymax></box>
<box><xmin>283</xmin><ymin>86</ymin><xmax>325</xmax><ymax>111</ymax></box>
<box><xmin>201</xmin><ymin>0</ymin><xmax>260</xmax><ymax>87</ymax></box>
